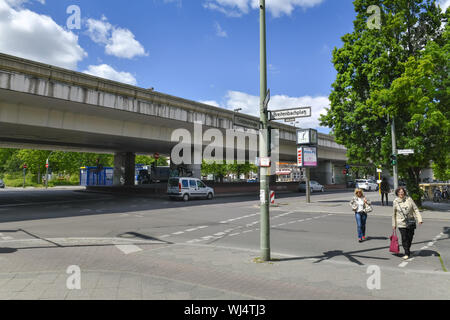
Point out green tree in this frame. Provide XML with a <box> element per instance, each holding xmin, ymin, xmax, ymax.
<box><xmin>320</xmin><ymin>1</ymin><xmax>448</xmax><ymax>204</ymax></box>
<box><xmin>201</xmin><ymin>160</ymin><xmax>230</xmax><ymax>182</ymax></box>
<box><xmin>136</xmin><ymin>155</ymin><xmax>168</xmax><ymax>167</ymax></box>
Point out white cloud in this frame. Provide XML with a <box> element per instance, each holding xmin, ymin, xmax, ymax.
<box><xmin>203</xmin><ymin>0</ymin><xmax>324</xmax><ymax>18</ymax></box>
<box><xmin>0</xmin><ymin>0</ymin><xmax>86</xmax><ymax>69</ymax></box>
<box><xmin>219</xmin><ymin>90</ymin><xmax>329</xmax><ymax>130</ymax></box>
<box><xmin>86</xmin><ymin>15</ymin><xmax>111</xmax><ymax>44</ymax></box>
<box><xmin>214</xmin><ymin>22</ymin><xmax>228</xmax><ymax>37</ymax></box>
<box><xmin>200</xmin><ymin>100</ymin><xmax>221</xmax><ymax>107</ymax></box>
<box><xmin>437</xmin><ymin>0</ymin><xmax>450</xmax><ymax>11</ymax></box>
<box><xmin>82</xmin><ymin>64</ymin><xmax>137</xmax><ymax>86</ymax></box>
<box><xmin>106</xmin><ymin>28</ymin><xmax>147</xmax><ymax>59</ymax></box>
<box><xmin>4</xmin><ymin>0</ymin><xmax>44</xmax><ymax>8</ymax></box>
<box><xmin>86</xmin><ymin>16</ymin><xmax>148</xmax><ymax>59</ymax></box>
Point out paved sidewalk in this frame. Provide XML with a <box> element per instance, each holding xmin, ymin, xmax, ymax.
<box><xmin>0</xmin><ymin>237</ymin><xmax>449</xmax><ymax>300</ymax></box>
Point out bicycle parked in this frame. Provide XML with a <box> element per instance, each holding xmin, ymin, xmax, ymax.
<box><xmin>433</xmin><ymin>186</ymin><xmax>449</xmax><ymax>203</ymax></box>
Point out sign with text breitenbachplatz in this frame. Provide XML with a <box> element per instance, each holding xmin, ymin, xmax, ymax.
<box><xmin>270</xmin><ymin>107</ymin><xmax>312</xmax><ymax>121</ymax></box>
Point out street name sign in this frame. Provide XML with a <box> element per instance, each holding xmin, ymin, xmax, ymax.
<box><xmin>234</xmin><ymin>115</ymin><xmax>260</xmax><ymax>130</ymax></box>
<box><xmin>398</xmin><ymin>149</ymin><xmax>414</xmax><ymax>155</ymax></box>
<box><xmin>270</xmin><ymin>107</ymin><xmax>312</xmax><ymax>121</ymax></box>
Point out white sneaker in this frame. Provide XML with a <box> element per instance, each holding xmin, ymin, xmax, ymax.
<box><xmin>402</xmin><ymin>255</ymin><xmax>409</xmax><ymax>260</ymax></box>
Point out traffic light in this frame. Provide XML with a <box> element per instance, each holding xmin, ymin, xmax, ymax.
<box><xmin>391</xmin><ymin>154</ymin><xmax>397</xmax><ymax>165</ymax></box>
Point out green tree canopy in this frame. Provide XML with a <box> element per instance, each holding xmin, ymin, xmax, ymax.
<box><xmin>320</xmin><ymin>0</ymin><xmax>449</xmax><ymax>203</ymax></box>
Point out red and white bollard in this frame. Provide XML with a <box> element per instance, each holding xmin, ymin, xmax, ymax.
<box><xmin>270</xmin><ymin>191</ymin><xmax>275</xmax><ymax>204</ymax></box>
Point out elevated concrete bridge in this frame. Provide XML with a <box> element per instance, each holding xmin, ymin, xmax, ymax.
<box><xmin>0</xmin><ymin>53</ymin><xmax>348</xmax><ymax>185</ymax></box>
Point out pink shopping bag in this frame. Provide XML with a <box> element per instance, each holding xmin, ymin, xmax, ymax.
<box><xmin>390</xmin><ymin>230</ymin><xmax>400</xmax><ymax>254</ymax></box>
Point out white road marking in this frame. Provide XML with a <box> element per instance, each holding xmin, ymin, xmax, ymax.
<box><xmin>186</xmin><ymin>212</ymin><xmax>332</xmax><ymax>244</ymax></box>
<box><xmin>115</xmin><ymin>244</ymin><xmax>143</xmax><ymax>255</ymax></box>
<box><xmin>173</xmin><ymin>231</ymin><xmax>184</xmax><ymax>235</ymax></box>
<box><xmin>1</xmin><ymin>236</ymin><xmax>13</xmax><ymax>241</ymax></box>
<box><xmin>398</xmin><ymin>231</ymin><xmax>443</xmax><ymax>268</ymax></box>
<box><xmin>186</xmin><ymin>228</ymin><xmax>198</xmax><ymax>232</ymax></box>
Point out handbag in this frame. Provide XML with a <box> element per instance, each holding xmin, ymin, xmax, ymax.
<box><xmin>390</xmin><ymin>230</ymin><xmax>400</xmax><ymax>254</ymax></box>
<box><xmin>397</xmin><ymin>201</ymin><xmax>416</xmax><ymax>228</ymax></box>
<box><xmin>363</xmin><ymin>202</ymin><xmax>373</xmax><ymax>214</ymax></box>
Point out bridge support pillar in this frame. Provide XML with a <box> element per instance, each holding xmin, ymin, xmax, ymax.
<box><xmin>324</xmin><ymin>161</ymin><xmax>334</xmax><ymax>185</ymax></box>
<box><xmin>113</xmin><ymin>152</ymin><xmax>136</xmax><ymax>186</ymax></box>
<box><xmin>185</xmin><ymin>164</ymin><xmax>201</xmax><ymax>179</ymax></box>
<box><xmin>310</xmin><ymin>160</ymin><xmax>334</xmax><ymax>185</ymax></box>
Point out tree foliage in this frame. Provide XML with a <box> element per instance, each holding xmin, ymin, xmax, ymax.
<box><xmin>320</xmin><ymin>0</ymin><xmax>449</xmax><ymax>203</ymax></box>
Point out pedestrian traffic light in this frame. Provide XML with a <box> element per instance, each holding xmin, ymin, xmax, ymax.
<box><xmin>391</xmin><ymin>154</ymin><xmax>397</xmax><ymax>165</ymax></box>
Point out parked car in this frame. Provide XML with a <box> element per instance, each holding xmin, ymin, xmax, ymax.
<box><xmin>298</xmin><ymin>180</ymin><xmax>324</xmax><ymax>193</ymax></box>
<box><xmin>0</xmin><ymin>179</ymin><xmax>4</xmax><ymax>188</ymax></box>
<box><xmin>167</xmin><ymin>177</ymin><xmax>215</xmax><ymax>201</ymax></box>
<box><xmin>355</xmin><ymin>179</ymin><xmax>378</xmax><ymax>191</ymax></box>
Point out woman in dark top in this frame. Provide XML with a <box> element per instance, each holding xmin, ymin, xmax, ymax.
<box><xmin>380</xmin><ymin>177</ymin><xmax>390</xmax><ymax>206</ymax></box>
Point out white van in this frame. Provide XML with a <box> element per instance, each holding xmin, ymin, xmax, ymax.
<box><xmin>167</xmin><ymin>177</ymin><xmax>215</xmax><ymax>201</ymax></box>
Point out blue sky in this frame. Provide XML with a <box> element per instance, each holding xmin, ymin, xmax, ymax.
<box><xmin>1</xmin><ymin>0</ymin><xmax>447</xmax><ymax>132</ymax></box>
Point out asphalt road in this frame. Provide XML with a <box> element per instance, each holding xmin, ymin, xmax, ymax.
<box><xmin>0</xmin><ymin>188</ymin><xmax>449</xmax><ymax>300</ymax></box>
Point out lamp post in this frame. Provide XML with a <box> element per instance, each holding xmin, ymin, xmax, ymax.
<box><xmin>391</xmin><ymin>117</ymin><xmax>398</xmax><ymax>191</ymax></box>
<box><xmin>233</xmin><ymin>108</ymin><xmax>242</xmax><ymax>130</ymax></box>
<box><xmin>259</xmin><ymin>0</ymin><xmax>270</xmax><ymax>262</ymax></box>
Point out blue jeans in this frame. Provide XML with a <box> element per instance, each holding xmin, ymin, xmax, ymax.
<box><xmin>355</xmin><ymin>212</ymin><xmax>367</xmax><ymax>239</ymax></box>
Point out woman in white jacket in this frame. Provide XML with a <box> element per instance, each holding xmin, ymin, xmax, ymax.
<box><xmin>350</xmin><ymin>188</ymin><xmax>371</xmax><ymax>242</ymax></box>
<box><xmin>392</xmin><ymin>187</ymin><xmax>423</xmax><ymax>260</ymax></box>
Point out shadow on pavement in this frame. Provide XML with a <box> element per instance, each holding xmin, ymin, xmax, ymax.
<box><xmin>274</xmin><ymin>234</ymin><xmax>449</xmax><ymax>266</ymax></box>
<box><xmin>0</xmin><ymin>247</ymin><xmax>17</xmax><ymax>254</ymax></box>
<box><xmin>0</xmin><ymin>228</ymin><xmax>174</xmax><ymax>252</ymax></box>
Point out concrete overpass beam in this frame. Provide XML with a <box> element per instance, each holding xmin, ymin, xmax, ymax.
<box><xmin>114</xmin><ymin>152</ymin><xmax>136</xmax><ymax>186</ymax></box>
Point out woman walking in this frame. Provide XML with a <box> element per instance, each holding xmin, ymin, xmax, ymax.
<box><xmin>392</xmin><ymin>187</ymin><xmax>423</xmax><ymax>260</ymax></box>
<box><xmin>350</xmin><ymin>189</ymin><xmax>372</xmax><ymax>242</ymax></box>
